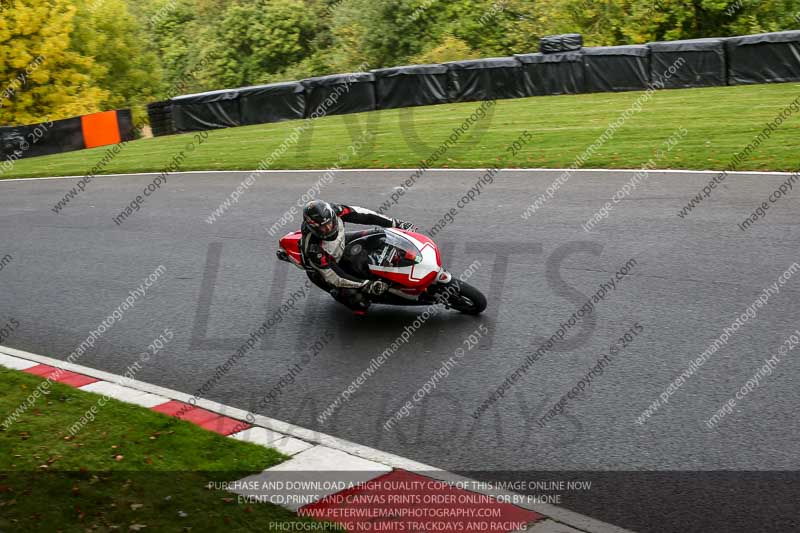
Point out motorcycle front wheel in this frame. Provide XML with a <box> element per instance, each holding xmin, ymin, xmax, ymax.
<box><xmin>438</xmin><ymin>279</ymin><xmax>487</xmax><ymax>315</ymax></box>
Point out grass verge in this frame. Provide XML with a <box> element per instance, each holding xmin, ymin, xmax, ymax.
<box><xmin>0</xmin><ymin>367</ymin><xmax>340</xmax><ymax>532</ymax></box>
<box><xmin>1</xmin><ymin>83</ymin><xmax>799</xmax><ymax>180</ymax></box>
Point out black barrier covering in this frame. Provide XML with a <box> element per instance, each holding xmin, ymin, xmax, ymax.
<box><xmin>171</xmin><ymin>89</ymin><xmax>241</xmax><ymax>132</ymax></box>
<box><xmin>152</xmin><ymin>29</ymin><xmax>800</xmax><ymax>136</ymax></box>
<box><xmin>514</xmin><ymin>52</ymin><xmax>585</xmax><ymax>96</ymax></box>
<box><xmin>444</xmin><ymin>58</ymin><xmax>529</xmax><ymax>102</ymax></box>
<box><xmin>301</xmin><ymin>72</ymin><xmax>375</xmax><ymax>117</ymax></box>
<box><xmin>238</xmin><ymin>81</ymin><xmax>305</xmax><ymax>125</ymax></box>
<box><xmin>372</xmin><ymin>64</ymin><xmax>449</xmax><ymax>110</ymax></box>
<box><xmin>582</xmin><ymin>45</ymin><xmax>650</xmax><ymax>92</ymax></box>
<box><xmin>540</xmin><ymin>33</ymin><xmax>583</xmax><ymax>54</ymax></box>
<box><xmin>648</xmin><ymin>38</ymin><xmax>726</xmax><ymax>88</ymax></box>
<box><xmin>117</xmin><ymin>108</ymin><xmax>136</xmax><ymax>141</ymax></box>
<box><xmin>725</xmin><ymin>30</ymin><xmax>800</xmax><ymax>85</ymax></box>
<box><xmin>0</xmin><ymin>117</ymin><xmax>84</xmax><ymax>161</ymax></box>
<box><xmin>147</xmin><ymin>100</ymin><xmax>175</xmax><ymax>137</ymax></box>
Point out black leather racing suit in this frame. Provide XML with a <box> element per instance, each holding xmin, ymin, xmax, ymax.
<box><xmin>299</xmin><ymin>204</ymin><xmax>398</xmax><ymax>311</ymax></box>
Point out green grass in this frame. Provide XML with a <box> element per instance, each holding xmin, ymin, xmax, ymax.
<box><xmin>0</xmin><ymin>368</ymin><xmax>341</xmax><ymax>532</ymax></box>
<box><xmin>2</xmin><ymin>83</ymin><xmax>800</xmax><ymax>180</ymax></box>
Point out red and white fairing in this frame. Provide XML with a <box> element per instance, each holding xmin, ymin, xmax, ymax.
<box><xmin>369</xmin><ymin>229</ymin><xmax>441</xmax><ymax>290</ymax></box>
<box><xmin>279</xmin><ymin>232</ymin><xmax>304</xmax><ymax>267</ymax></box>
<box><xmin>278</xmin><ymin>228</ymin><xmax>450</xmax><ymax>296</ymax></box>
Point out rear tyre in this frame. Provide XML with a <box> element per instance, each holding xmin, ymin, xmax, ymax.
<box><xmin>440</xmin><ymin>279</ymin><xmax>487</xmax><ymax>315</ymax></box>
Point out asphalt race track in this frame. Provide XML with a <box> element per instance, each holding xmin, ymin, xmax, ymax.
<box><xmin>1</xmin><ymin>169</ymin><xmax>798</xmax><ymax>532</ymax></box>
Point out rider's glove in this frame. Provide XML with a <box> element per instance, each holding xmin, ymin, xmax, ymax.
<box><xmin>393</xmin><ymin>219</ymin><xmax>417</xmax><ymax>231</ymax></box>
<box><xmin>361</xmin><ymin>279</ymin><xmax>389</xmax><ymax>295</ymax></box>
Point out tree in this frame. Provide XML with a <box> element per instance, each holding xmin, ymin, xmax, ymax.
<box><xmin>411</xmin><ymin>35</ymin><xmax>480</xmax><ymax>64</ymax></box>
<box><xmin>0</xmin><ymin>0</ymin><xmax>108</xmax><ymax>125</ymax></box>
<box><xmin>321</xmin><ymin>0</ymin><xmax>446</xmax><ymax>70</ymax></box>
<box><xmin>201</xmin><ymin>0</ymin><xmax>318</xmax><ymax>88</ymax></box>
<box><xmin>71</xmin><ymin>0</ymin><xmax>163</xmax><ymax>109</ymax></box>
<box><xmin>139</xmin><ymin>0</ymin><xmax>219</xmax><ymax>96</ymax></box>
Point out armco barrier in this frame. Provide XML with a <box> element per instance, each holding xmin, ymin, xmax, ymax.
<box><xmin>582</xmin><ymin>45</ymin><xmax>650</xmax><ymax>93</ymax></box>
<box><xmin>648</xmin><ymin>38</ymin><xmax>727</xmax><ymax>89</ymax></box>
<box><xmin>238</xmin><ymin>82</ymin><xmax>305</xmax><ymax>125</ymax></box>
<box><xmin>443</xmin><ymin>57</ymin><xmax>531</xmax><ymax>102</ymax></box>
<box><xmin>301</xmin><ymin>72</ymin><xmax>376</xmax><ymax>118</ymax></box>
<box><xmin>372</xmin><ymin>64</ymin><xmax>449</xmax><ymax>110</ymax></box>
<box><xmin>171</xmin><ymin>89</ymin><xmax>241</xmax><ymax>132</ymax></box>
<box><xmin>725</xmin><ymin>30</ymin><xmax>800</xmax><ymax>85</ymax></box>
<box><xmin>514</xmin><ymin>51</ymin><xmax>585</xmax><ymax>96</ymax></box>
<box><xmin>0</xmin><ymin>109</ymin><xmax>134</xmax><ymax>162</ymax></box>
<box><xmin>147</xmin><ymin>100</ymin><xmax>175</xmax><ymax>137</ymax></box>
<box><xmin>150</xmin><ymin>30</ymin><xmax>799</xmax><ymax>138</ymax></box>
<box><xmin>5</xmin><ymin>30</ymin><xmax>789</xmax><ymax>144</ymax></box>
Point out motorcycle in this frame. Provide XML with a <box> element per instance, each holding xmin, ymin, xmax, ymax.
<box><xmin>276</xmin><ymin>227</ymin><xmax>487</xmax><ymax>315</ymax></box>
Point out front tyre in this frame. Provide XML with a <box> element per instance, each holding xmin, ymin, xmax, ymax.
<box><xmin>439</xmin><ymin>279</ymin><xmax>487</xmax><ymax>315</ymax></box>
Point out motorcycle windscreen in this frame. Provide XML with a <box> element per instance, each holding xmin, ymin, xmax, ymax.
<box><xmin>371</xmin><ymin>232</ymin><xmax>423</xmax><ymax>268</ymax></box>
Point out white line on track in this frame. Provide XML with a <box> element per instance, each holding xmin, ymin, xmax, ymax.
<box><xmin>0</xmin><ymin>167</ymin><xmax>797</xmax><ymax>184</ymax></box>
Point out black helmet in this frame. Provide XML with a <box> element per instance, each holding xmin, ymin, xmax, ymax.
<box><xmin>303</xmin><ymin>200</ymin><xmax>338</xmax><ymax>239</ymax></box>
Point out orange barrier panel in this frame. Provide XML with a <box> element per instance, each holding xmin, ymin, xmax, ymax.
<box><xmin>81</xmin><ymin>110</ymin><xmax>121</xmax><ymax>149</ymax></box>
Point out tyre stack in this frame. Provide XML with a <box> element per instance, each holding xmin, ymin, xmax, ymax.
<box><xmin>146</xmin><ymin>100</ymin><xmax>175</xmax><ymax>137</ymax></box>
<box><xmin>540</xmin><ymin>33</ymin><xmax>583</xmax><ymax>54</ymax></box>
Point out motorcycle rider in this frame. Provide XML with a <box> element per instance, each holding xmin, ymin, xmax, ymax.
<box><xmin>300</xmin><ymin>200</ymin><xmax>415</xmax><ymax>314</ymax></box>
